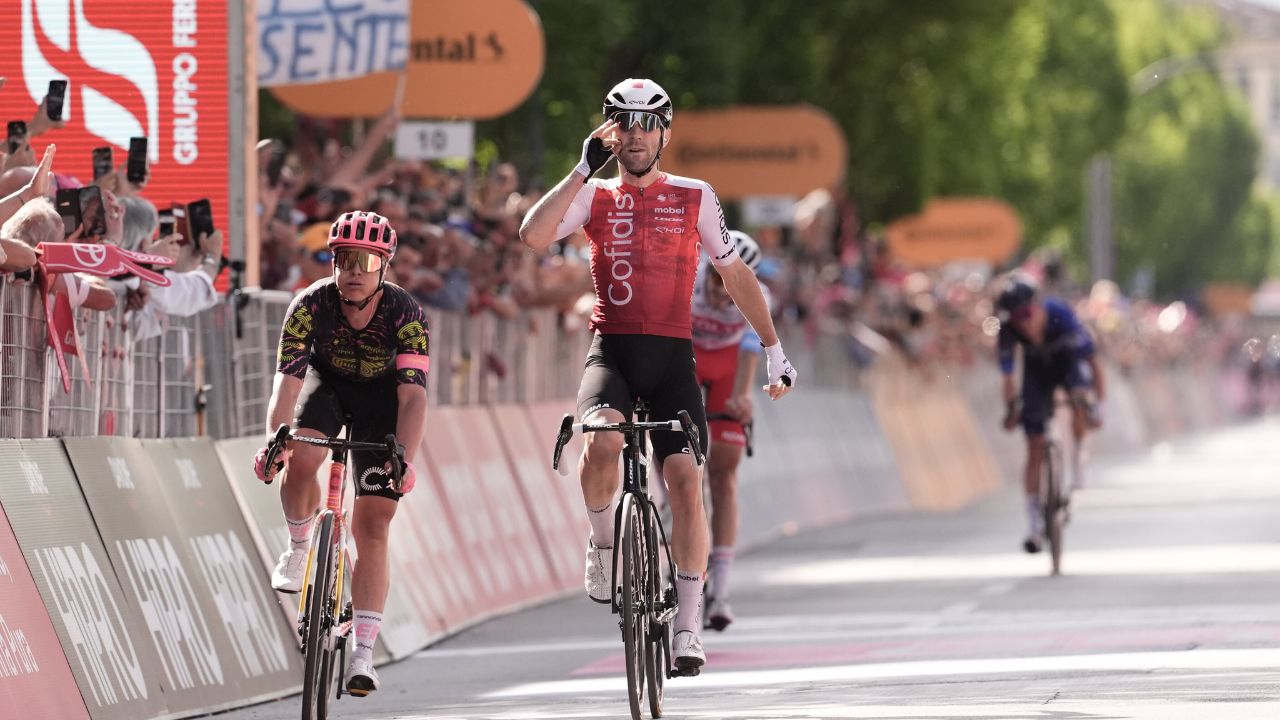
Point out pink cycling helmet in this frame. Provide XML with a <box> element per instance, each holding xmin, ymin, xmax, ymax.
<box><xmin>327</xmin><ymin>211</ymin><xmax>397</xmax><ymax>257</ymax></box>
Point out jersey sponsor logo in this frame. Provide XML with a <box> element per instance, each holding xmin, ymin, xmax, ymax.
<box><xmin>655</xmin><ymin>225</ymin><xmax>684</xmax><ymax>234</ymax></box>
<box><xmin>654</xmin><ymin>206</ymin><xmax>684</xmax><ymax>215</ymax></box>
<box><xmin>654</xmin><ymin>215</ymin><xmax>683</xmax><ymax>223</ymax></box>
<box><xmin>604</xmin><ymin>191</ymin><xmax>636</xmax><ymax>306</ymax></box>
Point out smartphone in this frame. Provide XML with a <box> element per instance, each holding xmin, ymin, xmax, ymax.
<box><xmin>266</xmin><ymin>146</ymin><xmax>286</xmax><ymax>188</ymax></box>
<box><xmin>171</xmin><ymin>204</ymin><xmax>188</xmax><ymax>245</ymax></box>
<box><xmin>158</xmin><ymin>207</ymin><xmax>176</xmax><ymax>238</ymax></box>
<box><xmin>55</xmin><ymin>188</ymin><xmax>82</xmax><ymax>237</ymax></box>
<box><xmin>79</xmin><ymin>186</ymin><xmax>106</xmax><ymax>238</ymax></box>
<box><xmin>126</xmin><ymin>136</ymin><xmax>148</xmax><ymax>184</ymax></box>
<box><xmin>187</xmin><ymin>198</ymin><xmax>215</xmax><ymax>240</ymax></box>
<box><xmin>6</xmin><ymin>120</ymin><xmax>27</xmax><ymax>154</ymax></box>
<box><xmin>46</xmin><ymin>80</ymin><xmax>67</xmax><ymax>122</ymax></box>
<box><xmin>92</xmin><ymin>147</ymin><xmax>113</xmax><ymax>180</ymax></box>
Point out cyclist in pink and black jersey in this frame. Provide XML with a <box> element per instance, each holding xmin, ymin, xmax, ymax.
<box><xmin>520</xmin><ymin>78</ymin><xmax>797</xmax><ymax>674</ymax></box>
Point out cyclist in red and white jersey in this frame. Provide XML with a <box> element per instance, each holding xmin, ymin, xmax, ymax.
<box><xmin>520</xmin><ymin>78</ymin><xmax>797</xmax><ymax>674</ymax></box>
<box><xmin>691</xmin><ymin>230</ymin><xmax>768</xmax><ymax>633</ymax></box>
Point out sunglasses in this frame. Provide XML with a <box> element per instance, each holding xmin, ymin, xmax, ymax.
<box><xmin>333</xmin><ymin>248</ymin><xmax>386</xmax><ymax>272</ymax></box>
<box><xmin>610</xmin><ymin>111</ymin><xmax>664</xmax><ymax>132</ymax></box>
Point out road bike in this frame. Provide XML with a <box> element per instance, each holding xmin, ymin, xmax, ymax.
<box><xmin>552</xmin><ymin>399</ymin><xmax>704</xmax><ymax>720</ymax></box>
<box><xmin>262</xmin><ymin>423</ymin><xmax>405</xmax><ymax>720</ymax></box>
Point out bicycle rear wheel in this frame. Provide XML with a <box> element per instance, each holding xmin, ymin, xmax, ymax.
<box><xmin>302</xmin><ymin>513</ymin><xmax>337</xmax><ymax>720</ymax></box>
<box><xmin>644</xmin><ymin>504</ymin><xmax>669</xmax><ymax>718</ymax></box>
<box><xmin>619</xmin><ymin>494</ymin><xmax>647</xmax><ymax>720</ymax></box>
<box><xmin>1043</xmin><ymin>442</ymin><xmax>1065</xmax><ymax>576</ymax></box>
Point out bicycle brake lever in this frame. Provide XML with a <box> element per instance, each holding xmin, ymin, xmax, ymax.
<box><xmin>676</xmin><ymin>410</ymin><xmax>705</xmax><ymax>466</ymax></box>
<box><xmin>552</xmin><ymin>414</ymin><xmax>574</xmax><ymax>476</ymax></box>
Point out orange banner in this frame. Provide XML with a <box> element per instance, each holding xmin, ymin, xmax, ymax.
<box><xmin>271</xmin><ymin>0</ymin><xmax>544</xmax><ymax>119</ymax></box>
<box><xmin>1200</xmin><ymin>282</ymin><xmax>1254</xmax><ymax>317</ymax></box>
<box><xmin>885</xmin><ymin>198</ymin><xmax>1022</xmax><ymax>267</ymax></box>
<box><xmin>659</xmin><ymin>105</ymin><xmax>847</xmax><ymax>200</ymax></box>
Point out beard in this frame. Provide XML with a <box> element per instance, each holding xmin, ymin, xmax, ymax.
<box><xmin>618</xmin><ymin>146</ymin><xmax>656</xmax><ymax>175</ymax></box>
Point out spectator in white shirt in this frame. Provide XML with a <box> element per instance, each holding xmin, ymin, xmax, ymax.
<box><xmin>118</xmin><ymin>196</ymin><xmax>222</xmax><ymax>341</ymax></box>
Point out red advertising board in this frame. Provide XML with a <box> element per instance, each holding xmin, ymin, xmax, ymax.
<box><xmin>1</xmin><ymin>0</ymin><xmax>231</xmax><ymax>237</ymax></box>
<box><xmin>0</xmin><ymin>504</ymin><xmax>90</xmax><ymax>720</ymax></box>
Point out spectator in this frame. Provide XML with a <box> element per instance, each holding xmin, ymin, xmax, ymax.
<box><xmin>1</xmin><ymin>196</ymin><xmax>114</xmax><ymax>310</ymax></box>
<box><xmin>116</xmin><ymin>196</ymin><xmax>221</xmax><ymax>341</ymax></box>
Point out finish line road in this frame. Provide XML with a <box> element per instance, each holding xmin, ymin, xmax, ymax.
<box><xmin>220</xmin><ymin>418</ymin><xmax>1280</xmax><ymax>719</ymax></box>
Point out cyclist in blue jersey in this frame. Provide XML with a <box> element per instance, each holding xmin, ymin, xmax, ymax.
<box><xmin>993</xmin><ymin>274</ymin><xmax>1104</xmax><ymax>553</ymax></box>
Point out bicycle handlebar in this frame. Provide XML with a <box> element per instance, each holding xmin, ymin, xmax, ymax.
<box><xmin>266</xmin><ymin>424</ymin><xmax>405</xmax><ymax>491</ymax></box>
<box><xmin>551</xmin><ymin>409</ymin><xmax>705</xmax><ymax>475</ymax></box>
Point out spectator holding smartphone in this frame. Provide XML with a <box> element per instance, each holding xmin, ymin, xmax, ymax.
<box><xmin>117</xmin><ymin>196</ymin><xmax>219</xmax><ymax>340</ymax></box>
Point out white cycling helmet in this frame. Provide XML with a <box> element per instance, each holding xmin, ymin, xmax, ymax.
<box><xmin>603</xmin><ymin>78</ymin><xmax>673</xmax><ymax>127</ymax></box>
<box><xmin>729</xmin><ymin>230</ymin><xmax>762</xmax><ymax>273</ymax></box>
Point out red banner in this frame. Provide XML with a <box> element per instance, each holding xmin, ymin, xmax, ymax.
<box><xmin>0</xmin><ymin>1</ymin><xmax>231</xmax><ymax>236</ymax></box>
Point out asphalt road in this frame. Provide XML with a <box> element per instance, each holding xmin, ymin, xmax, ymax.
<box><xmin>221</xmin><ymin>417</ymin><xmax>1280</xmax><ymax>720</ymax></box>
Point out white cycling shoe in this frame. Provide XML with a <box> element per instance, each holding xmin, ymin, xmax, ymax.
<box><xmin>584</xmin><ymin>540</ymin><xmax>613</xmax><ymax>604</ymax></box>
<box><xmin>704</xmin><ymin>597</ymin><xmax>735</xmax><ymax>632</ymax></box>
<box><xmin>673</xmin><ymin>630</ymin><xmax>706</xmax><ymax>676</ymax></box>
<box><xmin>270</xmin><ymin>546</ymin><xmax>308</xmax><ymax>593</ymax></box>
<box><xmin>345</xmin><ymin>654</ymin><xmax>379</xmax><ymax>697</ymax></box>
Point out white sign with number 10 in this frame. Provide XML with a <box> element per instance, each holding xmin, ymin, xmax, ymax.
<box><xmin>395</xmin><ymin>121</ymin><xmax>475</xmax><ymax>161</ymax></box>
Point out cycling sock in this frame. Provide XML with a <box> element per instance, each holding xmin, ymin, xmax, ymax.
<box><xmin>1071</xmin><ymin>443</ymin><xmax>1088</xmax><ymax>491</ymax></box>
<box><xmin>352</xmin><ymin>610</ymin><xmax>383</xmax><ymax>661</ymax></box>
<box><xmin>285</xmin><ymin>514</ymin><xmax>313</xmax><ymax>550</ymax></box>
<box><xmin>674</xmin><ymin>571</ymin><xmax>705</xmax><ymax>635</ymax></box>
<box><xmin>1025</xmin><ymin>495</ymin><xmax>1042</xmax><ymax>535</ymax></box>
<box><xmin>586</xmin><ymin>501</ymin><xmax>614</xmax><ymax>548</ymax></box>
<box><xmin>708</xmin><ymin>546</ymin><xmax>735</xmax><ymax>600</ymax></box>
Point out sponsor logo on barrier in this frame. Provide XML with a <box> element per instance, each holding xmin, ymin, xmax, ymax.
<box><xmin>107</xmin><ymin>457</ymin><xmax>134</xmax><ymax>490</ymax></box>
<box><xmin>176</xmin><ymin>458</ymin><xmax>201</xmax><ymax>489</ymax></box>
<box><xmin>34</xmin><ymin>543</ymin><xmax>149</xmax><ymax>706</ymax></box>
<box><xmin>0</xmin><ymin>613</ymin><xmax>40</xmax><ymax>678</ymax></box>
<box><xmin>189</xmin><ymin>532</ymin><xmax>289</xmax><ymax>676</ymax></box>
<box><xmin>116</xmin><ymin>536</ymin><xmax>224</xmax><ymax>690</ymax></box>
<box><xmin>20</xmin><ymin>460</ymin><xmax>49</xmax><ymax>495</ymax></box>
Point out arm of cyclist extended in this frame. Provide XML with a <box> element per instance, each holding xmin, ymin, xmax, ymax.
<box><xmin>265</xmin><ymin>373</ymin><xmax>303</xmax><ymax>437</ymax></box>
<box><xmin>717</xmin><ymin>259</ymin><xmax>779</xmax><ymax>347</ymax></box>
<box><xmin>395</xmin><ymin>383</ymin><xmax>428</xmax><ymax>459</ymax></box>
<box><xmin>519</xmin><ymin>170</ymin><xmax>592</xmax><ymax>252</ymax></box>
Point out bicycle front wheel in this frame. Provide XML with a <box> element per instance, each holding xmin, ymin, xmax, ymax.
<box><xmin>302</xmin><ymin>513</ymin><xmax>338</xmax><ymax>720</ymax></box>
<box><xmin>644</xmin><ymin>501</ymin><xmax>670</xmax><ymax>718</ymax></box>
<box><xmin>619</xmin><ymin>494</ymin><xmax>647</xmax><ymax>720</ymax></box>
<box><xmin>1043</xmin><ymin>442</ymin><xmax>1065</xmax><ymax>576</ymax></box>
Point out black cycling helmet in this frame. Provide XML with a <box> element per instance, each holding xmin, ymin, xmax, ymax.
<box><xmin>994</xmin><ymin>273</ymin><xmax>1038</xmax><ymax>320</ymax></box>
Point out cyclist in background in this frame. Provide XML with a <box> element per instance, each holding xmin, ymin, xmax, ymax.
<box><xmin>519</xmin><ymin>78</ymin><xmax>798</xmax><ymax>674</ymax></box>
<box><xmin>253</xmin><ymin>211</ymin><xmax>430</xmax><ymax>697</ymax></box>
<box><xmin>690</xmin><ymin>230</ymin><xmax>768</xmax><ymax>633</ymax></box>
<box><xmin>994</xmin><ymin>273</ymin><xmax>1104</xmax><ymax>553</ymax></box>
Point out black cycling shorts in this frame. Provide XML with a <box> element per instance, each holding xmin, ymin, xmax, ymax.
<box><xmin>576</xmin><ymin>333</ymin><xmax>709</xmax><ymax>463</ymax></box>
<box><xmin>295</xmin><ymin>367</ymin><xmax>402</xmax><ymax>501</ymax></box>
<box><xmin>1021</xmin><ymin>355</ymin><xmax>1093</xmax><ymax>436</ymax></box>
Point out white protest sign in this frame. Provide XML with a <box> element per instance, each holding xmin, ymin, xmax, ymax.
<box><xmin>258</xmin><ymin>0</ymin><xmax>410</xmax><ymax>87</ymax></box>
